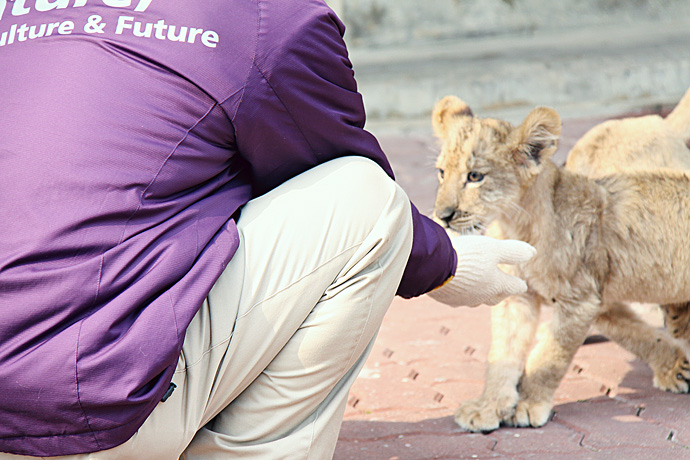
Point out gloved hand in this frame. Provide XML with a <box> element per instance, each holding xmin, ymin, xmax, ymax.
<box><xmin>427</xmin><ymin>235</ymin><xmax>536</xmax><ymax>307</ymax></box>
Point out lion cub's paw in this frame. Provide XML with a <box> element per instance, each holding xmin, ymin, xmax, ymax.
<box><xmin>509</xmin><ymin>399</ymin><xmax>553</xmax><ymax>428</ymax></box>
<box><xmin>652</xmin><ymin>350</ymin><xmax>690</xmax><ymax>394</ymax></box>
<box><xmin>454</xmin><ymin>399</ymin><xmax>507</xmax><ymax>433</ymax></box>
<box><xmin>663</xmin><ymin>302</ymin><xmax>690</xmax><ymax>344</ymax></box>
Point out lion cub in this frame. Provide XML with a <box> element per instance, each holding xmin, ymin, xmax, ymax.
<box><xmin>431</xmin><ymin>95</ymin><xmax>690</xmax><ymax>432</ymax></box>
<box><xmin>565</xmin><ymin>87</ymin><xmax>690</xmax><ymax>351</ymax></box>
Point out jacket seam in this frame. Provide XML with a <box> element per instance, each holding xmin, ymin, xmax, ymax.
<box><xmin>115</xmin><ymin>102</ymin><xmax>219</xmax><ymax>247</ymax></box>
<box><xmin>252</xmin><ymin>65</ymin><xmax>318</xmax><ymax>158</ymax></box>
<box><xmin>230</xmin><ymin>0</ymin><xmax>318</xmax><ymax>158</ymax></box>
<box><xmin>168</xmin><ymin>290</ymin><xmax>181</xmax><ymax>342</ymax></box>
<box><xmin>74</xmin><ymin>320</ymin><xmax>101</xmax><ymax>450</ymax></box>
<box><xmin>0</xmin><ymin>420</ymin><xmax>139</xmax><ymax>441</ymax></box>
<box><xmin>228</xmin><ymin>0</ymin><xmax>260</xmax><ymax>122</ymax></box>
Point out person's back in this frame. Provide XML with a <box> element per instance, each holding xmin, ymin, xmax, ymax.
<box><xmin>0</xmin><ymin>1</ymin><xmax>261</xmax><ymax>454</ymax></box>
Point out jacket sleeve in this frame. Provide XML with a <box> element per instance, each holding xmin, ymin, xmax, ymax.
<box><xmin>230</xmin><ymin>0</ymin><xmax>456</xmax><ymax>298</ymax></box>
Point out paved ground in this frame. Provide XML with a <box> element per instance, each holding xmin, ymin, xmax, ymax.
<box><xmin>333</xmin><ymin>108</ymin><xmax>690</xmax><ymax>460</ymax></box>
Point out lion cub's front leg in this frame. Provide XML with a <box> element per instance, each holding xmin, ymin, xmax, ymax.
<box><xmin>510</xmin><ymin>296</ymin><xmax>601</xmax><ymax>428</ymax></box>
<box><xmin>455</xmin><ymin>294</ymin><xmax>540</xmax><ymax>432</ymax></box>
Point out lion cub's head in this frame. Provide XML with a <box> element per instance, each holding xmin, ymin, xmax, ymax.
<box><xmin>432</xmin><ymin>96</ymin><xmax>561</xmax><ymax>235</ymax></box>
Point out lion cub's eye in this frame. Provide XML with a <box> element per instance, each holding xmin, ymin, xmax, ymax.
<box><xmin>467</xmin><ymin>171</ymin><xmax>484</xmax><ymax>183</ymax></box>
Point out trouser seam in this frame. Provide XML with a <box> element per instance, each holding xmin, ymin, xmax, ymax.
<box><xmin>236</xmin><ymin>241</ymin><xmax>363</xmax><ymax>321</ymax></box>
<box><xmin>177</xmin><ymin>241</ymin><xmax>363</xmax><ymax>374</ymax></box>
<box><xmin>303</xmin><ymin>253</ymin><xmax>386</xmax><ymax>460</ymax></box>
<box><xmin>339</xmin><ymin>258</ymin><xmax>383</xmax><ymax>377</ymax></box>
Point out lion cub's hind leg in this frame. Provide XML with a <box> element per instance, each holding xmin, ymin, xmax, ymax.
<box><xmin>454</xmin><ymin>294</ymin><xmax>541</xmax><ymax>432</ymax></box>
<box><xmin>595</xmin><ymin>302</ymin><xmax>690</xmax><ymax>393</ymax></box>
<box><xmin>662</xmin><ymin>302</ymin><xmax>690</xmax><ymax>348</ymax></box>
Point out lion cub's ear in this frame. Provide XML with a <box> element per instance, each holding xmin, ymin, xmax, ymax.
<box><xmin>510</xmin><ymin>107</ymin><xmax>561</xmax><ymax>167</ymax></box>
<box><xmin>432</xmin><ymin>95</ymin><xmax>474</xmax><ymax>139</ymax></box>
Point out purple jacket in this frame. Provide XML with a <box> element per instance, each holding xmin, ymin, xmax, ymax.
<box><xmin>0</xmin><ymin>0</ymin><xmax>455</xmax><ymax>455</ymax></box>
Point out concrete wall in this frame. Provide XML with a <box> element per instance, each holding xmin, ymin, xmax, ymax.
<box><xmin>325</xmin><ymin>0</ymin><xmax>690</xmax><ymax>125</ymax></box>
<box><xmin>332</xmin><ymin>0</ymin><xmax>690</xmax><ymax>47</ymax></box>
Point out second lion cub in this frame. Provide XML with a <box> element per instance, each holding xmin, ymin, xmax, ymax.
<box><xmin>431</xmin><ymin>95</ymin><xmax>690</xmax><ymax>432</ymax></box>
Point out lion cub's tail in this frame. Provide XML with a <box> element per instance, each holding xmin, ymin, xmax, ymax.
<box><xmin>665</xmin><ymin>86</ymin><xmax>690</xmax><ymax>143</ymax></box>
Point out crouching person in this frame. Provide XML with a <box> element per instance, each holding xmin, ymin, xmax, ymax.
<box><xmin>0</xmin><ymin>1</ymin><xmax>534</xmax><ymax>459</ymax></box>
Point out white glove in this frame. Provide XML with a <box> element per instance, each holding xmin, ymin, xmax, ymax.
<box><xmin>428</xmin><ymin>235</ymin><xmax>536</xmax><ymax>307</ymax></box>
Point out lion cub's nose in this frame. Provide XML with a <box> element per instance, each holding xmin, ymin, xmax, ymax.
<box><xmin>435</xmin><ymin>207</ymin><xmax>457</xmax><ymax>226</ymax></box>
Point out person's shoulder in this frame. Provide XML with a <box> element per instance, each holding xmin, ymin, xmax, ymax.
<box><xmin>259</xmin><ymin>0</ymin><xmax>344</xmax><ymax>47</ymax></box>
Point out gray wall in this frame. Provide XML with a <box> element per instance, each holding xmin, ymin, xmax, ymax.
<box><xmin>332</xmin><ymin>0</ymin><xmax>690</xmax><ymax>47</ymax></box>
<box><xmin>326</xmin><ymin>0</ymin><xmax>690</xmax><ymax>125</ymax></box>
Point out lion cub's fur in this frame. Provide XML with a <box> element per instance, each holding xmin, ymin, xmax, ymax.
<box><xmin>431</xmin><ymin>92</ymin><xmax>690</xmax><ymax>432</ymax></box>
<box><xmin>565</xmin><ymin>87</ymin><xmax>690</xmax><ymax>351</ymax></box>
<box><xmin>566</xmin><ymin>87</ymin><xmax>690</xmax><ymax>176</ymax></box>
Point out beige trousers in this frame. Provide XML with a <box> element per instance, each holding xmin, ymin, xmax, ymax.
<box><xmin>9</xmin><ymin>157</ymin><xmax>413</xmax><ymax>460</ymax></box>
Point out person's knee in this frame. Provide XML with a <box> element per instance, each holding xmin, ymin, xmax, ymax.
<box><xmin>320</xmin><ymin>156</ymin><xmax>413</xmax><ymax>244</ymax></box>
<box><xmin>318</xmin><ymin>157</ymin><xmax>414</xmax><ymax>325</ymax></box>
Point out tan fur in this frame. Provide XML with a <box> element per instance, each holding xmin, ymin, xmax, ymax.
<box><xmin>565</xmin><ymin>87</ymin><xmax>690</xmax><ymax>176</ymax></box>
<box><xmin>564</xmin><ymin>87</ymin><xmax>690</xmax><ymax>349</ymax></box>
<box><xmin>431</xmin><ymin>95</ymin><xmax>690</xmax><ymax>432</ymax></box>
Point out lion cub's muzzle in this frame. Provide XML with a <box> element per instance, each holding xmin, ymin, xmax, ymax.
<box><xmin>433</xmin><ymin>207</ymin><xmax>484</xmax><ymax>235</ymax></box>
